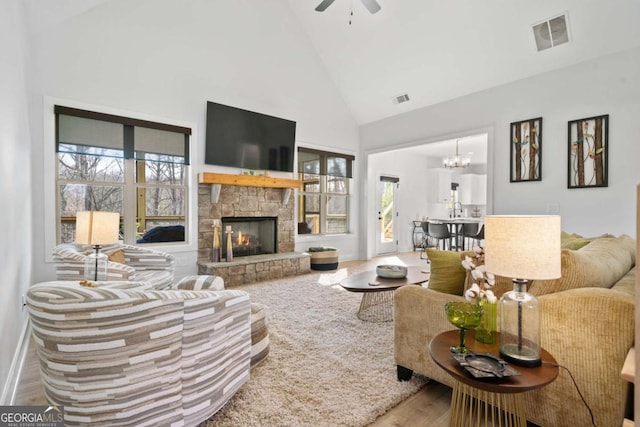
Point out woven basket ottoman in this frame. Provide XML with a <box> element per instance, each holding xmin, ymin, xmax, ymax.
<box><xmin>308</xmin><ymin>247</ymin><xmax>339</xmax><ymax>271</ymax></box>
<box><xmin>250</xmin><ymin>303</ymin><xmax>270</xmax><ymax>368</ymax></box>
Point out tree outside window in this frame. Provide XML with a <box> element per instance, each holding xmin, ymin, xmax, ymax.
<box><xmin>55</xmin><ymin>107</ymin><xmax>189</xmax><ymax>244</ymax></box>
<box><xmin>297</xmin><ymin>148</ymin><xmax>354</xmax><ymax>235</ymax></box>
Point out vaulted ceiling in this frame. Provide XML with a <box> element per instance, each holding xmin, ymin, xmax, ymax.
<box><xmin>24</xmin><ymin>0</ymin><xmax>640</xmax><ymax>126</ymax></box>
<box><xmin>287</xmin><ymin>0</ymin><xmax>640</xmax><ymax>124</ymax></box>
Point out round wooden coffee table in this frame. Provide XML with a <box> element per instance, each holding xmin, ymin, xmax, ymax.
<box><xmin>339</xmin><ymin>266</ymin><xmax>429</xmax><ymax>322</ymax></box>
<box><xmin>429</xmin><ymin>330</ymin><xmax>559</xmax><ymax>426</ymax></box>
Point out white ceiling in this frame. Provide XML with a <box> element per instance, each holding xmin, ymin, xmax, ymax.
<box><xmin>23</xmin><ymin>0</ymin><xmax>640</xmax><ymax>127</ymax></box>
<box><xmin>287</xmin><ymin>0</ymin><xmax>640</xmax><ymax>124</ymax></box>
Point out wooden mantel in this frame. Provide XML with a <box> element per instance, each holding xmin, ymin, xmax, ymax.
<box><xmin>199</xmin><ymin>172</ymin><xmax>301</xmax><ymax>189</ymax></box>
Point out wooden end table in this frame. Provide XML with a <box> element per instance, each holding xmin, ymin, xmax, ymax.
<box><xmin>339</xmin><ymin>266</ymin><xmax>429</xmax><ymax>322</ymax></box>
<box><xmin>429</xmin><ymin>330</ymin><xmax>559</xmax><ymax>427</ymax></box>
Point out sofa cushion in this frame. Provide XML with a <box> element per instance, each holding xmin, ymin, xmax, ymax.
<box><xmin>528</xmin><ymin>236</ymin><xmax>635</xmax><ymax>296</ymax></box>
<box><xmin>611</xmin><ymin>268</ymin><xmax>635</xmax><ymax>297</ymax></box>
<box><xmin>425</xmin><ymin>249</ymin><xmax>466</xmax><ymax>295</ymax></box>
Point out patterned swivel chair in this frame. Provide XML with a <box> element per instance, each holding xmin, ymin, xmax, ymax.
<box><xmin>27</xmin><ymin>277</ymin><xmax>252</xmax><ymax>426</ymax></box>
<box><xmin>52</xmin><ymin>243</ymin><xmax>175</xmax><ymax>289</ymax></box>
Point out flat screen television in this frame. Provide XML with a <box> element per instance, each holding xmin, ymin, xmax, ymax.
<box><xmin>205</xmin><ymin>101</ymin><xmax>296</xmax><ymax>172</ymax></box>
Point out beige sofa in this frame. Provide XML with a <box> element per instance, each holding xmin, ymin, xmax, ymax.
<box><xmin>394</xmin><ymin>235</ymin><xmax>636</xmax><ymax>427</ymax></box>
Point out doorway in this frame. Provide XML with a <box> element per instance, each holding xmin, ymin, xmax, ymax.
<box><xmin>376</xmin><ymin>175</ymin><xmax>399</xmax><ymax>255</ymax></box>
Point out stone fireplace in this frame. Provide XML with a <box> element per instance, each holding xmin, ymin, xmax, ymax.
<box><xmin>221</xmin><ymin>216</ymin><xmax>277</xmax><ymax>258</ymax></box>
<box><xmin>197</xmin><ymin>177</ymin><xmax>310</xmax><ymax>286</ymax></box>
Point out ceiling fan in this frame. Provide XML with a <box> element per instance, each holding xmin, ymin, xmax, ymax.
<box><xmin>315</xmin><ymin>0</ymin><xmax>381</xmax><ymax>14</ymax></box>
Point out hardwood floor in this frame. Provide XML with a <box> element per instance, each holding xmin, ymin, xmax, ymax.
<box><xmin>14</xmin><ymin>334</ymin><xmax>45</xmax><ymax>406</ymax></box>
<box><xmin>13</xmin><ymin>251</ymin><xmax>455</xmax><ymax>425</ymax></box>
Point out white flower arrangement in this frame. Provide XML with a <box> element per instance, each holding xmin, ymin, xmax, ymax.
<box><xmin>462</xmin><ymin>246</ymin><xmax>497</xmax><ymax>304</ymax></box>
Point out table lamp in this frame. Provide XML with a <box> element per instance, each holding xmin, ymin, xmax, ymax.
<box><xmin>484</xmin><ymin>215</ymin><xmax>561</xmax><ymax>367</ymax></box>
<box><xmin>75</xmin><ymin>211</ymin><xmax>120</xmax><ymax>281</ymax></box>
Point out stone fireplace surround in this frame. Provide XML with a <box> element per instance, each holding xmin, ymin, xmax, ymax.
<box><xmin>197</xmin><ymin>181</ymin><xmax>310</xmax><ymax>286</ymax></box>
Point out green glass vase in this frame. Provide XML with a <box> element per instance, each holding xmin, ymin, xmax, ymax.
<box><xmin>445</xmin><ymin>302</ymin><xmax>483</xmax><ymax>354</ymax></box>
<box><xmin>475</xmin><ymin>300</ymin><xmax>497</xmax><ymax>344</ymax></box>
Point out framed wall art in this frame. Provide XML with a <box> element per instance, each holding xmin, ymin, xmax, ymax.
<box><xmin>510</xmin><ymin>117</ymin><xmax>542</xmax><ymax>182</ymax></box>
<box><xmin>567</xmin><ymin>114</ymin><xmax>608</xmax><ymax>188</ymax></box>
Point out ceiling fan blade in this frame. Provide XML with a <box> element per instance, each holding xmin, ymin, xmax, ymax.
<box><xmin>360</xmin><ymin>0</ymin><xmax>381</xmax><ymax>14</ymax></box>
<box><xmin>315</xmin><ymin>0</ymin><xmax>336</xmax><ymax>12</ymax></box>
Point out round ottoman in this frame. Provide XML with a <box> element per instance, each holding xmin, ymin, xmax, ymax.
<box><xmin>308</xmin><ymin>247</ymin><xmax>339</xmax><ymax>271</ymax></box>
<box><xmin>250</xmin><ymin>303</ymin><xmax>270</xmax><ymax>368</ymax></box>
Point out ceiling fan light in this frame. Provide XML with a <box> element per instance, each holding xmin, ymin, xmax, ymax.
<box><xmin>314</xmin><ymin>0</ymin><xmax>381</xmax><ymax>14</ymax></box>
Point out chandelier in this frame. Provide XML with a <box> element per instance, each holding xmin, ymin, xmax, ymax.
<box><xmin>443</xmin><ymin>140</ymin><xmax>471</xmax><ymax>169</ymax></box>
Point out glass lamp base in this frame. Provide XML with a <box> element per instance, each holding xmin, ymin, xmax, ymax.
<box><xmin>84</xmin><ymin>251</ymin><xmax>108</xmax><ymax>281</ymax></box>
<box><xmin>500</xmin><ymin>344</ymin><xmax>541</xmax><ymax>367</ymax></box>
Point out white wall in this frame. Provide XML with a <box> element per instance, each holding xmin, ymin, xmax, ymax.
<box><xmin>0</xmin><ymin>0</ymin><xmax>32</xmax><ymax>403</ymax></box>
<box><xmin>28</xmin><ymin>0</ymin><xmax>360</xmax><ymax>282</ymax></box>
<box><xmin>361</xmin><ymin>47</ymin><xmax>640</xmax><ymax>239</ymax></box>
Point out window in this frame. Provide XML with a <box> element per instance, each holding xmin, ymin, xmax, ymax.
<box><xmin>297</xmin><ymin>148</ymin><xmax>354</xmax><ymax>235</ymax></box>
<box><xmin>55</xmin><ymin>106</ymin><xmax>190</xmax><ymax>244</ymax></box>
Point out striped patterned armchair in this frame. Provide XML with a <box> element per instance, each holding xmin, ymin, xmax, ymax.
<box><xmin>27</xmin><ymin>279</ymin><xmax>252</xmax><ymax>427</ymax></box>
<box><xmin>52</xmin><ymin>243</ymin><xmax>175</xmax><ymax>289</ymax></box>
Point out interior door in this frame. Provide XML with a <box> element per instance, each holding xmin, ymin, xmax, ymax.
<box><xmin>376</xmin><ymin>175</ymin><xmax>399</xmax><ymax>255</ymax></box>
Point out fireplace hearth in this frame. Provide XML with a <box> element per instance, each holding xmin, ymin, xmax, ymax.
<box><xmin>222</xmin><ymin>216</ymin><xmax>277</xmax><ymax>259</ymax></box>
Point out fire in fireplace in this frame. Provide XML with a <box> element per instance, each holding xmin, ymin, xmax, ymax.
<box><xmin>221</xmin><ymin>216</ymin><xmax>277</xmax><ymax>259</ymax></box>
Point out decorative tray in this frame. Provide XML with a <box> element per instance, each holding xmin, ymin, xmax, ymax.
<box><xmin>451</xmin><ymin>352</ymin><xmax>521</xmax><ymax>379</ymax></box>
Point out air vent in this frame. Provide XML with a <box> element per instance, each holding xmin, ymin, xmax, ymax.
<box><xmin>532</xmin><ymin>13</ymin><xmax>570</xmax><ymax>52</ymax></box>
<box><xmin>393</xmin><ymin>94</ymin><xmax>410</xmax><ymax>104</ymax></box>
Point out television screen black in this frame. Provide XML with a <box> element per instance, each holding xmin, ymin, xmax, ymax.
<box><xmin>205</xmin><ymin>101</ymin><xmax>296</xmax><ymax>172</ymax></box>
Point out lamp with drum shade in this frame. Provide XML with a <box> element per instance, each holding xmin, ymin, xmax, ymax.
<box><xmin>484</xmin><ymin>215</ymin><xmax>561</xmax><ymax>367</ymax></box>
<box><xmin>75</xmin><ymin>211</ymin><xmax>120</xmax><ymax>281</ymax></box>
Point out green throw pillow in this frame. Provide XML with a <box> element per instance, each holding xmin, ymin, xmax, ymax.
<box><xmin>426</xmin><ymin>249</ymin><xmax>466</xmax><ymax>296</ymax></box>
<box><xmin>560</xmin><ymin>236</ymin><xmax>592</xmax><ymax>250</ymax></box>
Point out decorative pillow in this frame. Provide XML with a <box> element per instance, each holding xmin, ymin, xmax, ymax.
<box><xmin>560</xmin><ymin>236</ymin><xmax>592</xmax><ymax>250</ymax></box>
<box><xmin>107</xmin><ymin>248</ymin><xmax>126</xmax><ymax>265</ymax></box>
<box><xmin>425</xmin><ymin>249</ymin><xmax>466</xmax><ymax>296</ymax></box>
<box><xmin>561</xmin><ymin>230</ymin><xmax>580</xmax><ymax>241</ymax></box>
<box><xmin>560</xmin><ymin>231</ymin><xmax>616</xmax><ymax>250</ymax></box>
<box><xmin>528</xmin><ymin>236</ymin><xmax>635</xmax><ymax>296</ymax></box>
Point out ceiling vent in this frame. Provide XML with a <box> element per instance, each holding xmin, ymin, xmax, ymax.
<box><xmin>393</xmin><ymin>94</ymin><xmax>410</xmax><ymax>104</ymax></box>
<box><xmin>532</xmin><ymin>13</ymin><xmax>570</xmax><ymax>52</ymax></box>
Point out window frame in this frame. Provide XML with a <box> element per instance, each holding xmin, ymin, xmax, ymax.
<box><xmin>297</xmin><ymin>147</ymin><xmax>354</xmax><ymax>236</ymax></box>
<box><xmin>43</xmin><ymin>97</ymin><xmax>199</xmax><ymax>262</ymax></box>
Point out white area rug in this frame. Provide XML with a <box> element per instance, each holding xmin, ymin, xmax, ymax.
<box><xmin>201</xmin><ymin>267</ymin><xmax>427</xmax><ymax>427</ymax></box>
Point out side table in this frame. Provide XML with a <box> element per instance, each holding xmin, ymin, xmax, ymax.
<box><xmin>429</xmin><ymin>330</ymin><xmax>559</xmax><ymax>427</ymax></box>
<box><xmin>339</xmin><ymin>266</ymin><xmax>429</xmax><ymax>322</ymax></box>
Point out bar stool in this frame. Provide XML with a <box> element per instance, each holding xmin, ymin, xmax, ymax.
<box><xmin>460</xmin><ymin>223</ymin><xmax>479</xmax><ymax>250</ymax></box>
<box><xmin>466</xmin><ymin>224</ymin><xmax>484</xmax><ymax>249</ymax></box>
<box><xmin>427</xmin><ymin>222</ymin><xmax>452</xmax><ymax>250</ymax></box>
